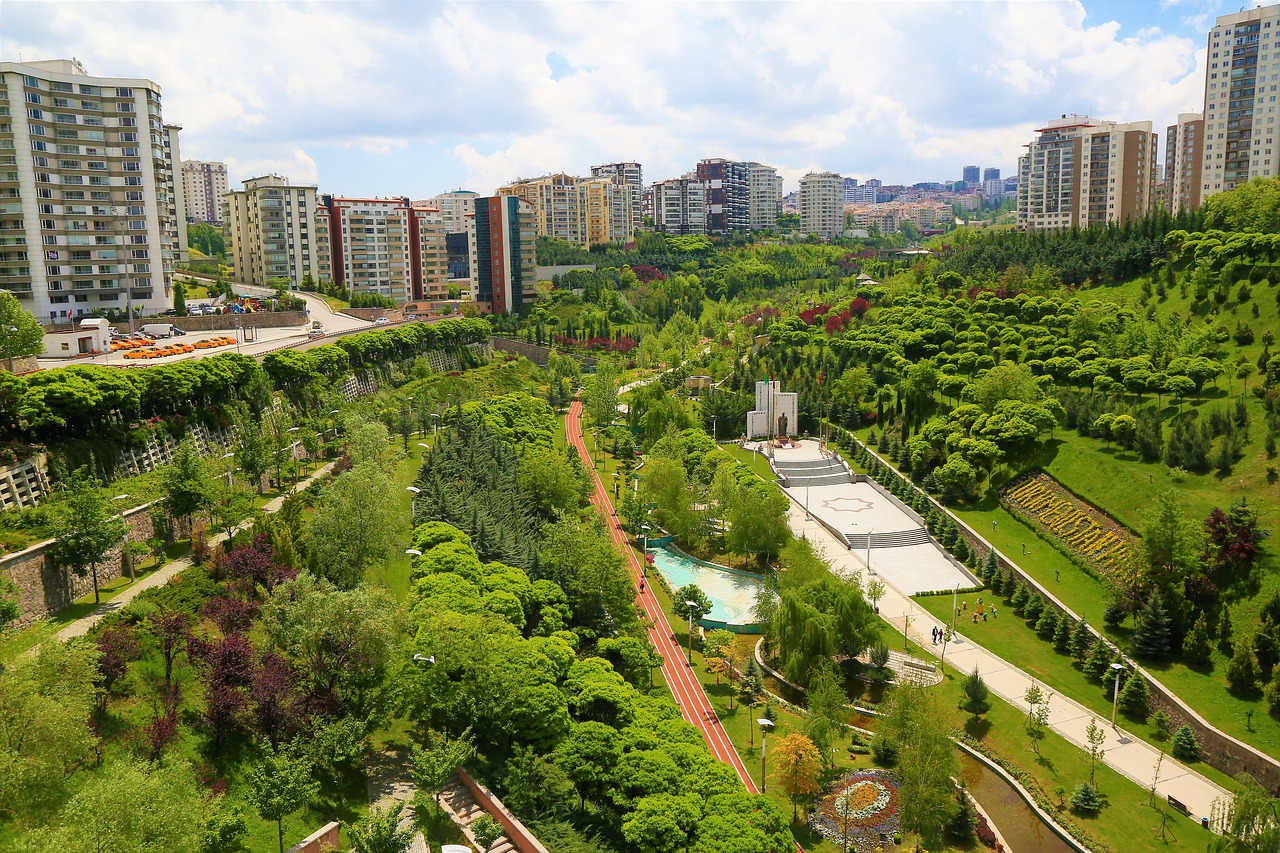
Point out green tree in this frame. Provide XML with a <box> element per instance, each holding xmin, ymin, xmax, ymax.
<box><xmin>1085</xmin><ymin>718</ymin><xmax>1106</xmax><ymax>785</ymax></box>
<box><xmin>232</xmin><ymin>404</ymin><xmax>272</xmax><ymax>494</ymax></box>
<box><xmin>173</xmin><ymin>278</ymin><xmax>188</xmax><ymax>316</ymax></box>
<box><xmin>585</xmin><ymin>357</ymin><xmax>622</xmax><ymax>429</ymax></box>
<box><xmin>163</xmin><ymin>438</ymin><xmax>212</xmax><ymax>531</ymax></box>
<box><xmin>1171</xmin><ymin>725</ymin><xmax>1200</xmax><ymax>762</ymax></box>
<box><xmin>622</xmin><ymin>793</ymin><xmax>701</xmax><ymax>852</ymax></box>
<box><xmin>1209</xmin><ymin>772</ymin><xmax>1280</xmax><ymax>852</ymax></box>
<box><xmin>1118</xmin><ymin>673</ymin><xmax>1150</xmax><ymax>721</ymax></box>
<box><xmin>804</xmin><ymin>661</ymin><xmax>848</xmax><ymax>765</ymax></box>
<box><xmin>882</xmin><ymin>684</ymin><xmax>957</xmax><ymax>846</ymax></box>
<box><xmin>302</xmin><ymin>463</ymin><xmax>402</xmax><ymax>589</ymax></box>
<box><xmin>349</xmin><ymin>803</ymin><xmax>414</xmax><ymax>853</ymax></box>
<box><xmin>962</xmin><ymin>666</ymin><xmax>989</xmax><ymax>715</ymax></box>
<box><xmin>0</xmin><ymin>290</ymin><xmax>47</xmax><ymax>367</ymax></box>
<box><xmin>47</xmin><ymin>469</ymin><xmax>126</xmax><ymax>604</ymax></box>
<box><xmin>1132</xmin><ymin>592</ymin><xmax>1172</xmax><ymax>660</ymax></box>
<box><xmin>471</xmin><ymin>814</ymin><xmax>504</xmax><ymax>851</ymax></box>
<box><xmin>410</xmin><ymin>728</ymin><xmax>476</xmax><ymax>812</ymax></box>
<box><xmin>0</xmin><ymin>640</ymin><xmax>100</xmax><ymax>822</ymax></box>
<box><xmin>244</xmin><ymin>743</ymin><xmax>320</xmax><ymax>853</ymax></box>
<box><xmin>726</xmin><ymin>486</ymin><xmax>791</xmax><ymax>566</ymax></box>
<box><xmin>1182</xmin><ymin>613</ymin><xmax>1213</xmax><ymax>665</ymax></box>
<box><xmin>1226</xmin><ymin>637</ymin><xmax>1260</xmax><ymax>694</ymax></box>
<box><xmin>554</xmin><ymin>721</ymin><xmax>621</xmax><ymax>811</ymax></box>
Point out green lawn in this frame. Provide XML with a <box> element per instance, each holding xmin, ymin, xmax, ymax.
<box><xmin>366</xmin><ymin>440</ymin><xmax>432</xmax><ymax>602</ymax></box>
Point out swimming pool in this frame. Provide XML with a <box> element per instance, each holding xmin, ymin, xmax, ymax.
<box><xmin>649</xmin><ymin>545</ymin><xmax>765</xmax><ymax>630</ymax></box>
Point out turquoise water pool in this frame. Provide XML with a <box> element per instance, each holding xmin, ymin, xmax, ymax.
<box><xmin>649</xmin><ymin>545</ymin><xmax>764</xmax><ymax>628</ymax></box>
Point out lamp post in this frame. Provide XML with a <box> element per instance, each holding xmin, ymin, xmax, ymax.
<box><xmin>758</xmin><ymin>718</ymin><xmax>775</xmax><ymax>792</ymax></box>
<box><xmin>711</xmin><ymin>414</ymin><xmax>718</xmax><ymax>443</ymax></box>
<box><xmin>430</xmin><ymin>412</ymin><xmax>440</xmax><ymax>440</ymax></box>
<box><xmin>111</xmin><ymin>493</ymin><xmax>132</xmax><ymax>581</ymax></box>
<box><xmin>1</xmin><ymin>324</ymin><xmax>16</xmax><ymax>373</ymax></box>
<box><xmin>220</xmin><ymin>451</ymin><xmax>235</xmax><ymax>486</ymax></box>
<box><xmin>1110</xmin><ymin>662</ymin><xmax>1126</xmax><ymax>729</ymax></box>
<box><xmin>683</xmin><ymin>600</ymin><xmax>698</xmax><ymax>665</ymax></box>
<box><xmin>405</xmin><ymin>549</ymin><xmax>422</xmax><ymax>558</ymax></box>
<box><xmin>641</xmin><ymin>523</ymin><xmax>651</xmax><ymax>556</ymax></box>
<box><xmin>406</xmin><ymin>486</ymin><xmax>420</xmax><ymax>522</ymax></box>
<box><xmin>951</xmin><ymin>580</ymin><xmax>961</xmax><ymax>635</ymax></box>
<box><xmin>865</xmin><ymin>526</ymin><xmax>876</xmax><ymax>575</ymax></box>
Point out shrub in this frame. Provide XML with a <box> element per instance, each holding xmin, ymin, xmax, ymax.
<box><xmin>870</xmin><ymin>732</ymin><xmax>899</xmax><ymax>765</ymax></box>
<box><xmin>1035</xmin><ymin>606</ymin><xmax>1059</xmax><ymax>640</ymax></box>
<box><xmin>1069</xmin><ymin>782</ymin><xmax>1103</xmax><ymax>815</ymax></box>
<box><xmin>1118</xmin><ymin>673</ymin><xmax>1150</xmax><ymax>721</ymax></box>
<box><xmin>1170</xmin><ymin>725</ymin><xmax>1199</xmax><ymax>762</ymax></box>
<box><xmin>1226</xmin><ymin>638</ymin><xmax>1260</xmax><ymax>694</ymax></box>
<box><xmin>1150</xmin><ymin>709</ymin><xmax>1173</xmax><ymax>742</ymax></box>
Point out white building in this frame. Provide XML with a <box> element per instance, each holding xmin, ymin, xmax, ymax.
<box><xmin>222</xmin><ymin>174</ymin><xmax>322</xmax><ymax>289</ymax></box>
<box><xmin>747</xmin><ymin>162</ymin><xmax>782</xmax><ymax>231</ymax></box>
<box><xmin>0</xmin><ymin>58</ymin><xmax>182</xmax><ymax>324</ymax></box>
<box><xmin>415</xmin><ymin>189</ymin><xmax>476</xmax><ymax>233</ymax></box>
<box><xmin>799</xmin><ymin>171</ymin><xmax>844</xmax><ymax>239</ymax></box>
<box><xmin>650</xmin><ymin>176</ymin><xmax>707</xmax><ymax>235</ymax></box>
<box><xmin>181</xmin><ymin>160</ymin><xmax>229</xmax><ymax>224</ymax></box>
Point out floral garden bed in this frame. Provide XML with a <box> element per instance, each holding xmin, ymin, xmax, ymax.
<box><xmin>809</xmin><ymin>769</ymin><xmax>902</xmax><ymax>851</ymax></box>
<box><xmin>1001</xmin><ymin>472</ymin><xmax>1135</xmax><ymax>576</ymax></box>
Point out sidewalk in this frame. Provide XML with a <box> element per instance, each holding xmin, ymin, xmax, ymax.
<box><xmin>785</xmin><ymin>503</ymin><xmax>1232</xmax><ymax>822</ymax></box>
<box><xmin>46</xmin><ymin>463</ymin><xmax>335</xmax><ymax>646</ymax></box>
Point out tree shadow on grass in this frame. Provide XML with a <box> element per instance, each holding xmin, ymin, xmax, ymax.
<box><xmin>963</xmin><ymin>715</ymin><xmax>992</xmax><ymax>741</ymax></box>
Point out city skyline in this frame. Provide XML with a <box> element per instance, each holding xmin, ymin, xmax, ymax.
<box><xmin>1</xmin><ymin>0</ymin><xmax>1245</xmax><ymax>198</ymax></box>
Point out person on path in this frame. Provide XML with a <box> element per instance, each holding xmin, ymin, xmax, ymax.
<box><xmin>991</xmin><ymin>606</ymin><xmax>998</xmax><ymax>619</ymax></box>
<box><xmin>976</xmin><ymin>599</ymin><xmax>984</xmax><ymax>616</ymax></box>
<box><xmin>972</xmin><ymin>612</ymin><xmax>978</xmax><ymax>624</ymax></box>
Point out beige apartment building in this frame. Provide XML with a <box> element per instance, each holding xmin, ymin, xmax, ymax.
<box><xmin>497</xmin><ymin>171</ymin><xmax>632</xmax><ymax>247</ymax></box>
<box><xmin>591</xmin><ymin>162</ymin><xmax>642</xmax><ymax>230</ymax></box>
<box><xmin>650</xmin><ymin>176</ymin><xmax>707</xmax><ymax>235</ymax></box>
<box><xmin>799</xmin><ymin>171</ymin><xmax>844</xmax><ymax>239</ymax></box>
<box><xmin>0</xmin><ymin>59</ymin><xmax>184</xmax><ymax>325</ymax></box>
<box><xmin>222</xmin><ymin>174</ymin><xmax>322</xmax><ymax>288</ymax></box>
<box><xmin>1165</xmin><ymin>113</ymin><xmax>1204</xmax><ymax>213</ymax></box>
<box><xmin>748</xmin><ymin>162</ymin><xmax>783</xmax><ymax>231</ymax></box>
<box><xmin>414</xmin><ymin>189</ymin><xmax>475</xmax><ymax>233</ymax></box>
<box><xmin>182</xmin><ymin>159</ymin><xmax>229</xmax><ymax>224</ymax></box>
<box><xmin>409</xmin><ymin>204</ymin><xmax>448</xmax><ymax>302</ymax></box>
<box><xmin>1017</xmin><ymin>115</ymin><xmax>1157</xmax><ymax>231</ymax></box>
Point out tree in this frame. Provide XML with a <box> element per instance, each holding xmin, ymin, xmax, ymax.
<box><xmin>173</xmin><ymin>278</ymin><xmax>188</xmax><ymax>316</ymax></box>
<box><xmin>1070</xmin><ymin>782</ymin><xmax>1103</xmax><ymax>815</ymax></box>
<box><xmin>47</xmin><ymin>468</ymin><xmax>126</xmax><ymax>604</ymax></box>
<box><xmin>1209</xmin><ymin>773</ymin><xmax>1280</xmax><ymax>852</ymax></box>
<box><xmin>163</xmin><ymin>438</ymin><xmax>212</xmax><ymax>532</ymax></box>
<box><xmin>1023</xmin><ymin>685</ymin><xmax>1051</xmax><ymax>752</ymax></box>
<box><xmin>1132</xmin><ymin>592</ymin><xmax>1172</xmax><ymax>661</ymax></box>
<box><xmin>472</xmin><ymin>814</ymin><xmax>504</xmax><ymax>851</ymax></box>
<box><xmin>1118</xmin><ymin>673</ymin><xmax>1150</xmax><ymax>721</ymax></box>
<box><xmin>244</xmin><ymin>743</ymin><xmax>320</xmax><ymax>853</ymax></box>
<box><xmin>1070</xmin><ymin>620</ymin><xmax>1094</xmax><ymax>662</ymax></box>
<box><xmin>411</xmin><ymin>728</ymin><xmax>476</xmax><ymax>812</ymax></box>
<box><xmin>348</xmin><ymin>803</ymin><xmax>414</xmax><ymax>853</ymax></box>
<box><xmin>771</xmin><ymin>732</ymin><xmax>823</xmax><ymax>819</ymax></box>
<box><xmin>865</xmin><ymin>578</ymin><xmax>887</xmax><ymax>612</ymax></box>
<box><xmin>962</xmin><ymin>666</ymin><xmax>989</xmax><ymax>715</ymax></box>
<box><xmin>302</xmin><ymin>463</ymin><xmax>402</xmax><ymax>589</ymax></box>
<box><xmin>0</xmin><ymin>573</ymin><xmax>20</xmax><ymax>630</ymax></box>
<box><xmin>1226</xmin><ymin>637</ymin><xmax>1260</xmax><ymax>694</ymax></box>
<box><xmin>1085</xmin><ymin>718</ymin><xmax>1106</xmax><ymax>785</ymax></box>
<box><xmin>585</xmin><ymin>357</ymin><xmax>622</xmax><ymax>428</ymax></box>
<box><xmin>621</xmin><ymin>793</ymin><xmax>702</xmax><ymax>853</ymax></box>
<box><xmin>0</xmin><ymin>290</ymin><xmax>46</xmax><ymax>366</ymax></box>
<box><xmin>1171</xmin><ymin>725</ymin><xmax>1200</xmax><ymax>762</ymax></box>
<box><xmin>0</xmin><ymin>640</ymin><xmax>100</xmax><ymax>822</ymax></box>
<box><xmin>726</xmin><ymin>486</ymin><xmax>791</xmax><ymax>566</ymax></box>
<box><xmin>673</xmin><ymin>583</ymin><xmax>713</xmax><ymax>626</ymax></box>
<box><xmin>232</xmin><ymin>404</ymin><xmax>272</xmax><ymax>494</ymax></box>
<box><xmin>882</xmin><ymin>685</ymin><xmax>957</xmax><ymax>847</ymax></box>
<box><xmin>209</xmin><ymin>478</ymin><xmax>255</xmax><ymax>545</ymax></box>
<box><xmin>804</xmin><ymin>661</ymin><xmax>848</xmax><ymax>766</ymax></box>
<box><xmin>554</xmin><ymin>721</ymin><xmax>621</xmax><ymax>811</ymax></box>
<box><xmin>1182</xmin><ymin>613</ymin><xmax>1213</xmax><ymax>665</ymax></box>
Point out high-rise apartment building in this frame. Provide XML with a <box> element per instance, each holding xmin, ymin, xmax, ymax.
<box><xmin>414</xmin><ymin>190</ymin><xmax>476</xmax><ymax>233</ymax></box>
<box><xmin>163</xmin><ymin>124</ymin><xmax>189</xmax><ymax>265</ymax></box>
<box><xmin>181</xmin><ymin>160</ymin><xmax>229</xmax><ymax>224</ymax></box>
<box><xmin>747</xmin><ymin>162</ymin><xmax>782</xmax><ymax>231</ymax></box>
<box><xmin>650</xmin><ymin>176</ymin><xmax>707</xmax><ymax>235</ymax></box>
<box><xmin>982</xmin><ymin>167</ymin><xmax>1001</xmax><ymax>183</ymax></box>
<box><xmin>696</xmin><ymin>158</ymin><xmax>749</xmax><ymax>232</ymax></box>
<box><xmin>1166</xmin><ymin>113</ymin><xmax>1204</xmax><ymax>212</ymax></box>
<box><xmin>1016</xmin><ymin>115</ymin><xmax>1157</xmax><ymax>232</ymax></box>
<box><xmin>1200</xmin><ymin>7</ymin><xmax>1280</xmax><ymax>199</ymax></box>
<box><xmin>591</xmin><ymin>162</ymin><xmax>642</xmax><ymax>232</ymax></box>
<box><xmin>467</xmin><ymin>196</ymin><xmax>536</xmax><ymax>315</ymax></box>
<box><xmin>0</xmin><ymin>59</ymin><xmax>183</xmax><ymax>324</ymax></box>
<box><xmin>497</xmin><ymin>172</ymin><xmax>632</xmax><ymax>247</ymax></box>
<box><xmin>963</xmin><ymin>165</ymin><xmax>981</xmax><ymax>185</ymax></box>
<box><xmin>799</xmin><ymin>171</ymin><xmax>845</xmax><ymax>240</ymax></box>
<box><xmin>579</xmin><ymin>175</ymin><xmax>634</xmax><ymax>245</ymax></box>
<box><xmin>222</xmin><ymin>174</ymin><xmax>321</xmax><ymax>289</ymax></box>
<box><xmin>315</xmin><ymin>196</ymin><xmax>448</xmax><ymax>302</ymax></box>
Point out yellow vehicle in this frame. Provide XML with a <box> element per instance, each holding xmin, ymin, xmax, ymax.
<box><xmin>176</xmin><ymin>343</ymin><xmax>195</xmax><ymax>353</ymax></box>
<box><xmin>194</xmin><ymin>338</ymin><xmax>218</xmax><ymax>349</ymax></box>
<box><xmin>124</xmin><ymin>347</ymin><xmax>157</xmax><ymax>360</ymax></box>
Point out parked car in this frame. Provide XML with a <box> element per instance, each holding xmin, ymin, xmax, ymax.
<box><xmin>374</xmin><ymin>317</ymin><xmax>390</xmax><ymax>325</ymax></box>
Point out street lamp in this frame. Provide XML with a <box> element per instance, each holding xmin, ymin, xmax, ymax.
<box><xmin>1</xmin><ymin>324</ymin><xmax>17</xmax><ymax>373</ymax></box>
<box><xmin>711</xmin><ymin>414</ymin><xmax>718</xmax><ymax>443</ymax></box>
<box><xmin>758</xmin><ymin>718</ymin><xmax>775</xmax><ymax>792</ymax></box>
<box><xmin>951</xmin><ymin>580</ymin><xmax>961</xmax><ymax>635</ymax></box>
<box><xmin>405</xmin><ymin>548</ymin><xmax>422</xmax><ymax>557</ymax></box>
<box><xmin>1110</xmin><ymin>662</ymin><xmax>1126</xmax><ymax>728</ymax></box>
<box><xmin>641</xmin><ymin>523</ymin><xmax>651</xmax><ymax>555</ymax></box>
<box><xmin>865</xmin><ymin>526</ymin><xmax>876</xmax><ymax>574</ymax></box>
<box><xmin>406</xmin><ymin>486</ymin><xmax>420</xmax><ymax>521</ymax></box>
<box><xmin>220</xmin><ymin>452</ymin><xmax>235</xmax><ymax>486</ymax></box>
<box><xmin>111</xmin><ymin>494</ymin><xmax>132</xmax><ymax>581</ymax></box>
<box><xmin>683</xmin><ymin>600</ymin><xmax>698</xmax><ymax>665</ymax></box>
<box><xmin>412</xmin><ymin>653</ymin><xmax>436</xmax><ymax>665</ymax></box>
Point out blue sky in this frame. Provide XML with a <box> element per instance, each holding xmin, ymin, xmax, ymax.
<box><xmin>2</xmin><ymin>1</ymin><xmax>1268</xmax><ymax>197</ymax></box>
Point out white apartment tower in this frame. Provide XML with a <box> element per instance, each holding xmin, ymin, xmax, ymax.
<box><xmin>182</xmin><ymin>160</ymin><xmax>229</xmax><ymax>224</ymax></box>
<box><xmin>0</xmin><ymin>59</ymin><xmax>182</xmax><ymax>324</ymax></box>
<box><xmin>1200</xmin><ymin>7</ymin><xmax>1280</xmax><ymax>199</ymax></box>
<box><xmin>747</xmin><ymin>162</ymin><xmax>782</xmax><ymax>231</ymax></box>
<box><xmin>222</xmin><ymin>174</ymin><xmax>321</xmax><ymax>289</ymax></box>
<box><xmin>799</xmin><ymin>171</ymin><xmax>844</xmax><ymax>239</ymax></box>
<box><xmin>1016</xmin><ymin>115</ymin><xmax>1157</xmax><ymax>232</ymax></box>
<box><xmin>591</xmin><ymin>162</ymin><xmax>642</xmax><ymax>232</ymax></box>
<box><xmin>163</xmin><ymin>124</ymin><xmax>189</xmax><ymax>264</ymax></box>
<box><xmin>650</xmin><ymin>176</ymin><xmax>706</xmax><ymax>235</ymax></box>
<box><xmin>1166</xmin><ymin>113</ymin><xmax>1204</xmax><ymax>212</ymax></box>
<box><xmin>414</xmin><ymin>190</ymin><xmax>476</xmax><ymax>233</ymax></box>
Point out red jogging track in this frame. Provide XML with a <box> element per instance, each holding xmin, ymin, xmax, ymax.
<box><xmin>567</xmin><ymin>400</ymin><xmax>760</xmax><ymax>791</ymax></box>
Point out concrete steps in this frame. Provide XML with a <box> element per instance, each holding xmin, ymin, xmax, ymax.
<box><xmin>439</xmin><ymin>776</ymin><xmax>517</xmax><ymax>853</ymax></box>
<box><xmin>844</xmin><ymin>527</ymin><xmax>932</xmax><ymax>549</ymax></box>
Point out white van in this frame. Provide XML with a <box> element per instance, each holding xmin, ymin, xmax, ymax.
<box><xmin>140</xmin><ymin>323</ymin><xmax>177</xmax><ymax>338</ymax></box>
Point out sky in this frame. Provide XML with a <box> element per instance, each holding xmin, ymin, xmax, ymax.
<box><xmin>1</xmin><ymin>0</ymin><xmax>1271</xmax><ymax>197</ymax></box>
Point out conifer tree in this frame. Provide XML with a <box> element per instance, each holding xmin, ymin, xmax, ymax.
<box><xmin>1133</xmin><ymin>592</ymin><xmax>1172</xmax><ymax>661</ymax></box>
<box><xmin>1053</xmin><ymin>615</ymin><xmax>1075</xmax><ymax>654</ymax></box>
<box><xmin>1226</xmin><ymin>637</ymin><xmax>1260</xmax><ymax>694</ymax></box>
<box><xmin>1171</xmin><ymin>725</ymin><xmax>1199</xmax><ymax>762</ymax></box>
<box><xmin>1181</xmin><ymin>613</ymin><xmax>1212</xmax><ymax>665</ymax></box>
<box><xmin>1070</xmin><ymin>620</ymin><xmax>1094</xmax><ymax>661</ymax></box>
<box><xmin>1035</xmin><ymin>606</ymin><xmax>1059</xmax><ymax>640</ymax></box>
<box><xmin>1024</xmin><ymin>592</ymin><xmax>1045</xmax><ymax>621</ymax></box>
<box><xmin>1118</xmin><ymin>672</ymin><xmax>1150</xmax><ymax>721</ymax></box>
<box><xmin>1083</xmin><ymin>639</ymin><xmax>1112</xmax><ymax>681</ymax></box>
<box><xmin>1010</xmin><ymin>581</ymin><xmax>1030</xmax><ymax>613</ymax></box>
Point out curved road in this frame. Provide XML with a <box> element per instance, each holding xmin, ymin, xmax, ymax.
<box><xmin>566</xmin><ymin>400</ymin><xmax>760</xmax><ymax>793</ymax></box>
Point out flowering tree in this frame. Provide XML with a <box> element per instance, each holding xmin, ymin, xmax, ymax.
<box><xmin>771</xmin><ymin>732</ymin><xmax>823</xmax><ymax>818</ymax></box>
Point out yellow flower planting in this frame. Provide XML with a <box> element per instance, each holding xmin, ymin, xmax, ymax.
<box><xmin>1003</xmin><ymin>475</ymin><xmax>1133</xmax><ymax>573</ymax></box>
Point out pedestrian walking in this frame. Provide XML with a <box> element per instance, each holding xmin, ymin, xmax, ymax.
<box><xmin>992</xmin><ymin>606</ymin><xmax>998</xmax><ymax>619</ymax></box>
<box><xmin>982</xmin><ymin>611</ymin><xmax>988</xmax><ymax>622</ymax></box>
<box><xmin>972</xmin><ymin>612</ymin><xmax>978</xmax><ymax>624</ymax></box>
<box><xmin>962</xmin><ymin>600</ymin><xmax>968</xmax><ymax>612</ymax></box>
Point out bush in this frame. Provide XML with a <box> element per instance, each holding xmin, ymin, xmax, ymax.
<box><xmin>1035</xmin><ymin>606</ymin><xmax>1059</xmax><ymax>640</ymax></box>
<box><xmin>1118</xmin><ymin>673</ymin><xmax>1150</xmax><ymax>721</ymax></box>
<box><xmin>1150</xmin><ymin>709</ymin><xmax>1173</xmax><ymax>742</ymax></box>
<box><xmin>1226</xmin><ymin>638</ymin><xmax>1260</xmax><ymax>694</ymax></box>
<box><xmin>870</xmin><ymin>732</ymin><xmax>899</xmax><ymax>765</ymax></box>
<box><xmin>1170</xmin><ymin>725</ymin><xmax>1199</xmax><ymax>762</ymax></box>
<box><xmin>1069</xmin><ymin>782</ymin><xmax>1103</xmax><ymax>815</ymax></box>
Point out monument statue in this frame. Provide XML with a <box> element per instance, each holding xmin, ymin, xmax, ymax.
<box><xmin>776</xmin><ymin>411</ymin><xmax>788</xmax><ymax>440</ymax></box>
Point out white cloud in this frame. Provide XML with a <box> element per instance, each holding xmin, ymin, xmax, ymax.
<box><xmin>2</xmin><ymin>1</ymin><xmax>1213</xmax><ymax>194</ymax></box>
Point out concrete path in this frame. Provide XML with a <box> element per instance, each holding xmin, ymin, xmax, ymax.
<box><xmin>46</xmin><ymin>463</ymin><xmax>336</xmax><ymax>645</ymax></box>
<box><xmin>784</xmin><ymin>502</ymin><xmax>1233</xmax><ymax>823</ymax></box>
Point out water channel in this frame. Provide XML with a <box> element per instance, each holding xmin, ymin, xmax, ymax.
<box><xmin>958</xmin><ymin>752</ymin><xmax>1076</xmax><ymax>853</ymax></box>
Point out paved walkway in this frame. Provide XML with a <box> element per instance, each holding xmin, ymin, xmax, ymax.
<box><xmin>784</xmin><ymin>502</ymin><xmax>1232</xmax><ymax>823</ymax></box>
<box><xmin>46</xmin><ymin>463</ymin><xmax>336</xmax><ymax>645</ymax></box>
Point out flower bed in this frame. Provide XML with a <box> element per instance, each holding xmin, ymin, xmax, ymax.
<box><xmin>1001</xmin><ymin>472</ymin><xmax>1135</xmax><ymax>576</ymax></box>
<box><xmin>809</xmin><ymin>769</ymin><xmax>902</xmax><ymax>850</ymax></box>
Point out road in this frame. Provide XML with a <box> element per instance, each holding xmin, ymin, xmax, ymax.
<box><xmin>565</xmin><ymin>399</ymin><xmax>760</xmax><ymax>794</ymax></box>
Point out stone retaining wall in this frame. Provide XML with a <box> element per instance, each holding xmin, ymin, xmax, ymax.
<box><xmin>168</xmin><ymin>310</ymin><xmax>309</xmax><ymax>333</ymax></box>
<box><xmin>0</xmin><ymin>355</ymin><xmax>40</xmax><ymax>375</ymax></box>
<box><xmin>285</xmin><ymin>822</ymin><xmax>340</xmax><ymax>853</ymax></box>
<box><xmin>341</xmin><ymin>307</ymin><xmax>403</xmax><ymax>322</ymax></box>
